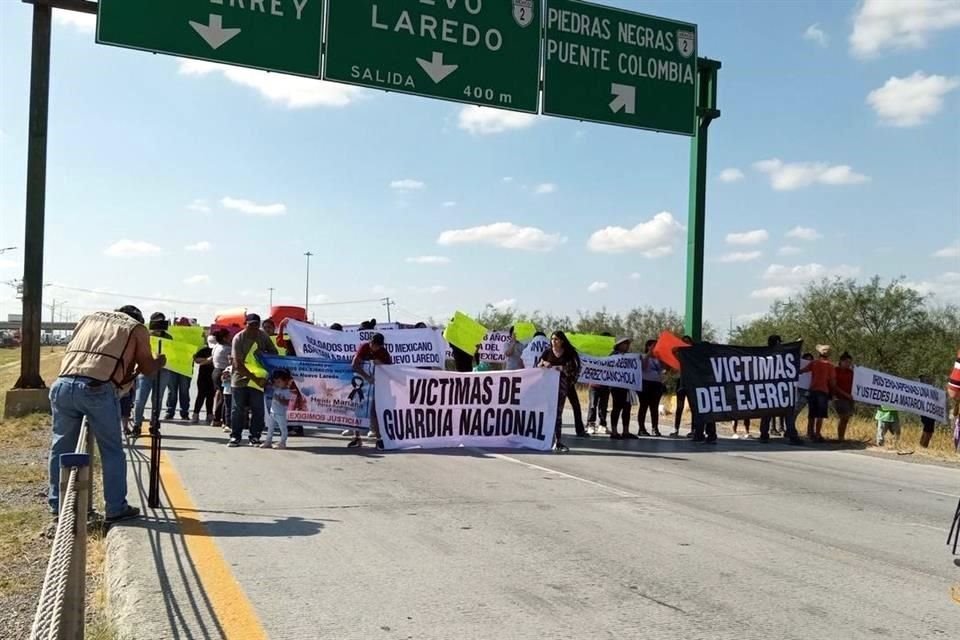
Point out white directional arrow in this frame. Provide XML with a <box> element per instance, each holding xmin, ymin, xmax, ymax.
<box><xmin>416</xmin><ymin>52</ymin><xmax>459</xmax><ymax>84</ymax></box>
<box><xmin>189</xmin><ymin>14</ymin><xmax>241</xmax><ymax>51</ymax></box>
<box><xmin>609</xmin><ymin>83</ymin><xmax>636</xmax><ymax>115</ymax></box>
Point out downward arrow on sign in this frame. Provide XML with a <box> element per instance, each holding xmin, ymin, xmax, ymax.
<box><xmin>609</xmin><ymin>83</ymin><xmax>636</xmax><ymax>115</ymax></box>
<box><xmin>416</xmin><ymin>52</ymin><xmax>459</xmax><ymax>84</ymax></box>
<box><xmin>189</xmin><ymin>14</ymin><xmax>241</xmax><ymax>50</ymax></box>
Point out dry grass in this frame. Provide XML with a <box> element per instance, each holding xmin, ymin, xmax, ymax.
<box><xmin>0</xmin><ymin>347</ymin><xmax>116</xmax><ymax>638</ymax></box>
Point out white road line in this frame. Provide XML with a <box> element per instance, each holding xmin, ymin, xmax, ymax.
<box><xmin>904</xmin><ymin>522</ymin><xmax>950</xmax><ymax>533</ymax></box>
<box><xmin>479</xmin><ymin>450</ymin><xmax>639</xmax><ymax>499</ymax></box>
<box><xmin>922</xmin><ymin>489</ymin><xmax>958</xmax><ymax>498</ymax></box>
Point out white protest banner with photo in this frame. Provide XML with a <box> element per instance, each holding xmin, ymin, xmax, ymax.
<box><xmin>285</xmin><ymin>319</ymin><xmax>446</xmax><ymax>368</ymax></box>
<box><xmin>259</xmin><ymin>355</ymin><xmax>373</xmax><ymax>429</ymax></box>
<box><xmin>578</xmin><ymin>353</ymin><xmax>643</xmax><ymax>391</ymax></box>
<box><xmin>374</xmin><ymin>366</ymin><xmax>559</xmax><ymax>451</ymax></box>
<box><xmin>852</xmin><ymin>366</ymin><xmax>948</xmax><ymax>423</ymax></box>
<box><xmin>521</xmin><ymin>335</ymin><xmax>550</xmax><ymax>369</ymax></box>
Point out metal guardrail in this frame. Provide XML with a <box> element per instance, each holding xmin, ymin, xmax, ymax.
<box><xmin>30</xmin><ymin>421</ymin><xmax>94</xmax><ymax>640</ymax></box>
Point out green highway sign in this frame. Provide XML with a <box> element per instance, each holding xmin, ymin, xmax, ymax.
<box><xmin>96</xmin><ymin>0</ymin><xmax>324</xmax><ymax>77</ymax></box>
<box><xmin>542</xmin><ymin>0</ymin><xmax>698</xmax><ymax>135</ymax></box>
<box><xmin>323</xmin><ymin>0</ymin><xmax>542</xmax><ymax>113</ymax></box>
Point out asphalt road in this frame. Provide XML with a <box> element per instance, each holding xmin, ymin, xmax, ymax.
<box><xmin>149</xmin><ymin>422</ymin><xmax>960</xmax><ymax>640</ymax></box>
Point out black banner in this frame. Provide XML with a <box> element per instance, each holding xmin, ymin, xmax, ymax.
<box><xmin>677</xmin><ymin>342</ymin><xmax>802</xmax><ymax>422</ymax></box>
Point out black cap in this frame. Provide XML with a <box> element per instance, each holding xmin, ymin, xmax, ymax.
<box><xmin>149</xmin><ymin>312</ymin><xmax>166</xmax><ymax>323</ymax></box>
<box><xmin>371</xmin><ymin>333</ymin><xmax>385</xmax><ymax>346</ymax></box>
<box><xmin>245</xmin><ymin>313</ymin><xmax>261</xmax><ymax>325</ymax></box>
<box><xmin>116</xmin><ymin>305</ymin><xmax>144</xmax><ymax>324</ymax></box>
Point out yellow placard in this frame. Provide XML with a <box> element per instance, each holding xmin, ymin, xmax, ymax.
<box><xmin>514</xmin><ymin>321</ymin><xmax>537</xmax><ymax>342</ymax></box>
<box><xmin>443</xmin><ymin>311</ymin><xmax>488</xmax><ymax>354</ymax></box>
<box><xmin>568</xmin><ymin>333</ymin><xmax>616</xmax><ymax>357</ymax></box>
<box><xmin>169</xmin><ymin>325</ymin><xmax>205</xmax><ymax>346</ymax></box>
<box><xmin>150</xmin><ymin>337</ymin><xmax>196</xmax><ymax>378</ymax></box>
<box><xmin>245</xmin><ymin>344</ymin><xmax>268</xmax><ymax>392</ymax></box>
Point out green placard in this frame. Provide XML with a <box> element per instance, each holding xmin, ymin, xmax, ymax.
<box><xmin>96</xmin><ymin>0</ymin><xmax>324</xmax><ymax>77</ymax></box>
<box><xmin>543</xmin><ymin>0</ymin><xmax>697</xmax><ymax>135</ymax></box>
<box><xmin>323</xmin><ymin>0</ymin><xmax>542</xmax><ymax>113</ymax></box>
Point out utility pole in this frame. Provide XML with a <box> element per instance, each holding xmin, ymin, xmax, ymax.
<box><xmin>12</xmin><ymin>1</ymin><xmax>52</xmax><ymax>392</ymax></box>
<box><xmin>684</xmin><ymin>58</ymin><xmax>722</xmax><ymax>343</ymax></box>
<box><xmin>382</xmin><ymin>297</ymin><xmax>394</xmax><ymax>323</ymax></box>
<box><xmin>304</xmin><ymin>252</ymin><xmax>313</xmax><ymax>317</ymax></box>
<box><xmin>268</xmin><ymin>287</ymin><xmax>274</xmax><ymax>308</ymax></box>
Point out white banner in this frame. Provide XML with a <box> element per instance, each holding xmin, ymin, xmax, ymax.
<box><xmin>852</xmin><ymin>366</ymin><xmax>948</xmax><ymax>423</ymax></box>
<box><xmin>521</xmin><ymin>335</ymin><xmax>550</xmax><ymax>369</ymax></box>
<box><xmin>374</xmin><ymin>366</ymin><xmax>559</xmax><ymax>451</ymax></box>
<box><xmin>286</xmin><ymin>319</ymin><xmax>447</xmax><ymax>368</ymax></box>
<box><xmin>578</xmin><ymin>353</ymin><xmax>643</xmax><ymax>391</ymax></box>
<box><xmin>479</xmin><ymin>330</ymin><xmax>511</xmax><ymax>363</ymax></box>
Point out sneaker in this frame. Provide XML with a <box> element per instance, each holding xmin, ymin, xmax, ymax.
<box><xmin>609</xmin><ymin>432</ymin><xmax>622</xmax><ymax>440</ymax></box>
<box><xmin>623</xmin><ymin>432</ymin><xmax>639</xmax><ymax>440</ymax></box>
<box><xmin>375</xmin><ymin>439</ymin><xmax>385</xmax><ymax>450</ymax></box>
<box><xmin>180</xmin><ymin>413</ymin><xmax>190</xmax><ymax>421</ymax></box>
<box><xmin>190</xmin><ymin>413</ymin><xmax>200</xmax><ymax>425</ymax></box>
<box><xmin>212</xmin><ymin>421</ymin><xmax>222</xmax><ymax>428</ymax></box>
<box><xmin>685</xmin><ymin>432</ymin><xmax>695</xmax><ymax>439</ymax></box>
<box><xmin>105</xmin><ymin>505</ymin><xmax>141</xmax><ymax>524</ymax></box>
<box><xmin>341</xmin><ymin>429</ymin><xmax>353</xmax><ymax>437</ymax></box>
<box><xmin>347</xmin><ymin>437</ymin><xmax>363</xmax><ymax>448</ymax></box>
<box><xmin>222</xmin><ymin>426</ymin><xmax>232</xmax><ymax>434</ymax></box>
<box><xmin>259</xmin><ymin>442</ymin><xmax>273</xmax><ymax>449</ymax></box>
<box><xmin>554</xmin><ymin>442</ymin><xmax>570</xmax><ymax>453</ymax></box>
<box><xmin>575</xmin><ymin>431</ymin><xmax>591</xmax><ymax>438</ymax></box>
<box><xmin>227</xmin><ymin>439</ymin><xmax>241</xmax><ymax>448</ymax></box>
<box><xmin>276</xmin><ymin>442</ymin><xmax>287</xmax><ymax>449</ymax></box>
<box><xmin>366</xmin><ymin>431</ymin><xmax>378</xmax><ymax>440</ymax></box>
<box><xmin>249</xmin><ymin>438</ymin><xmax>261</xmax><ymax>447</ymax></box>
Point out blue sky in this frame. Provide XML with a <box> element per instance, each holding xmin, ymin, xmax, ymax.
<box><xmin>1</xmin><ymin>0</ymin><xmax>958</xmax><ymax>333</ymax></box>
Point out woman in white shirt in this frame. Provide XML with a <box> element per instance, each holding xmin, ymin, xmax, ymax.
<box><xmin>638</xmin><ymin>339</ymin><xmax>664</xmax><ymax>437</ymax></box>
<box><xmin>210</xmin><ymin>328</ymin><xmax>232</xmax><ymax>427</ymax></box>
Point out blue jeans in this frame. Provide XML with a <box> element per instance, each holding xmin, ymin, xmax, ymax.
<box><xmin>265</xmin><ymin>405</ymin><xmax>288</xmax><ymax>445</ymax></box>
<box><xmin>132</xmin><ymin>369</ymin><xmax>171</xmax><ymax>429</ymax></box>
<box><xmin>48</xmin><ymin>376</ymin><xmax>129</xmax><ymax>518</ymax></box>
<box><xmin>165</xmin><ymin>372</ymin><xmax>191</xmax><ymax>417</ymax></box>
<box><xmin>230</xmin><ymin>386</ymin><xmax>265</xmax><ymax>441</ymax></box>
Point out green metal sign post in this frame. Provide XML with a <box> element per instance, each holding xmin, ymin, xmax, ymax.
<box><xmin>96</xmin><ymin>0</ymin><xmax>324</xmax><ymax>76</ymax></box>
<box><xmin>542</xmin><ymin>0</ymin><xmax>698</xmax><ymax>135</ymax></box>
<box><xmin>323</xmin><ymin>0</ymin><xmax>541</xmax><ymax>113</ymax></box>
<box><xmin>684</xmin><ymin>58</ymin><xmax>721</xmax><ymax>342</ymax></box>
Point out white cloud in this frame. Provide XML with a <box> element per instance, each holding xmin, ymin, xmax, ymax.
<box><xmin>785</xmin><ymin>226</ymin><xmax>822</xmax><ymax>241</ymax></box>
<box><xmin>186</xmin><ymin>199</ymin><xmax>211</xmax><ymax>213</ymax></box>
<box><xmin>867</xmin><ymin>72</ymin><xmax>960</xmax><ymax>127</ymax></box>
<box><xmin>587</xmin><ymin>211</ymin><xmax>685</xmax><ymax>257</ymax></box>
<box><xmin>750</xmin><ymin>286</ymin><xmax>795</xmax><ymax>300</ymax></box>
<box><xmin>220</xmin><ymin>196</ymin><xmax>286</xmax><ymax>216</ymax></box>
<box><xmin>103</xmin><ymin>239</ymin><xmax>162</xmax><ymax>258</ymax></box>
<box><xmin>390</xmin><ymin>179</ymin><xmax>425</xmax><ymax>191</ymax></box>
<box><xmin>534</xmin><ymin>183</ymin><xmax>557</xmax><ymax>195</ymax></box>
<box><xmin>54</xmin><ymin>12</ymin><xmax>95</xmax><ymax>33</ymax></box>
<box><xmin>718</xmin><ymin>168</ymin><xmax>745</xmax><ymax>183</ymax></box>
<box><xmin>753</xmin><ymin>158</ymin><xmax>870</xmax><ymax>190</ymax></box>
<box><xmin>904</xmin><ymin>272</ymin><xmax>960</xmax><ymax>301</ymax></box>
<box><xmin>177</xmin><ymin>59</ymin><xmax>363</xmax><ymax>108</ymax></box>
<box><xmin>409</xmin><ymin>285</ymin><xmax>448</xmax><ymax>294</ymax></box>
<box><xmin>405</xmin><ymin>256</ymin><xmax>450</xmax><ymax>265</ymax></box>
<box><xmin>803</xmin><ymin>23</ymin><xmax>829</xmax><ymax>47</ymax></box>
<box><xmin>764</xmin><ymin>263</ymin><xmax>861</xmax><ymax>284</ymax></box>
<box><xmin>629</xmin><ymin>272</ymin><xmax>642</xmax><ymax>280</ymax></box>
<box><xmin>933</xmin><ymin>241</ymin><xmax>960</xmax><ymax>258</ymax></box>
<box><xmin>726</xmin><ymin>229</ymin><xmax>768</xmax><ymax>245</ymax></box>
<box><xmin>183</xmin><ymin>275</ymin><xmax>210</xmax><ymax>285</ymax></box>
<box><xmin>587</xmin><ymin>281</ymin><xmax>609</xmax><ymax>293</ymax></box>
<box><xmin>437</xmin><ymin>222</ymin><xmax>564</xmax><ymax>252</ymax></box>
<box><xmin>502</xmin><ymin>177</ymin><xmax>514</xmax><ymax>183</ymax></box>
<box><xmin>778</xmin><ymin>245</ymin><xmax>802</xmax><ymax>256</ymax></box>
<box><xmin>851</xmin><ymin>0</ymin><xmax>960</xmax><ymax>58</ymax></box>
<box><xmin>442</xmin><ymin>201</ymin><xmax>457</xmax><ymax>208</ymax></box>
<box><xmin>458</xmin><ymin>106</ymin><xmax>537</xmax><ymax>135</ymax></box>
<box><xmin>719</xmin><ymin>251</ymin><xmax>763</xmax><ymax>263</ymax></box>
<box><xmin>185</xmin><ymin>241</ymin><xmax>212</xmax><ymax>252</ymax></box>
<box><xmin>491</xmin><ymin>298</ymin><xmax>516</xmax><ymax>310</ymax></box>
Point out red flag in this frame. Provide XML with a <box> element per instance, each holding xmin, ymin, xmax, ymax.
<box><xmin>652</xmin><ymin>331</ymin><xmax>689</xmax><ymax>371</ymax></box>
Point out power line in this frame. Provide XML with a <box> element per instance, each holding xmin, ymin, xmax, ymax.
<box><xmin>44</xmin><ymin>284</ymin><xmax>385</xmax><ymax>309</ymax></box>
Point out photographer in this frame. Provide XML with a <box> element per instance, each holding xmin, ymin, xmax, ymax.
<box><xmin>49</xmin><ymin>305</ymin><xmax>166</xmax><ymax>524</ymax></box>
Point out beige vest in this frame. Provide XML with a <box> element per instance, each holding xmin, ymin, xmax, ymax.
<box><xmin>59</xmin><ymin>311</ymin><xmax>140</xmax><ymax>387</ymax></box>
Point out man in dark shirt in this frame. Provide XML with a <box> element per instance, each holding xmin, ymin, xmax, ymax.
<box><xmin>192</xmin><ymin>342</ymin><xmax>215</xmax><ymax>424</ymax></box>
<box><xmin>349</xmin><ymin>333</ymin><xmax>391</xmax><ymax>450</ymax></box>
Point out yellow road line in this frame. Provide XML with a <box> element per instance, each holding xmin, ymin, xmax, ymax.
<box><xmin>158</xmin><ymin>451</ymin><xmax>268</xmax><ymax>639</ymax></box>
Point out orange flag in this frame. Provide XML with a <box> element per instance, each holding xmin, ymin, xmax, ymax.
<box><xmin>652</xmin><ymin>331</ymin><xmax>689</xmax><ymax>371</ymax></box>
